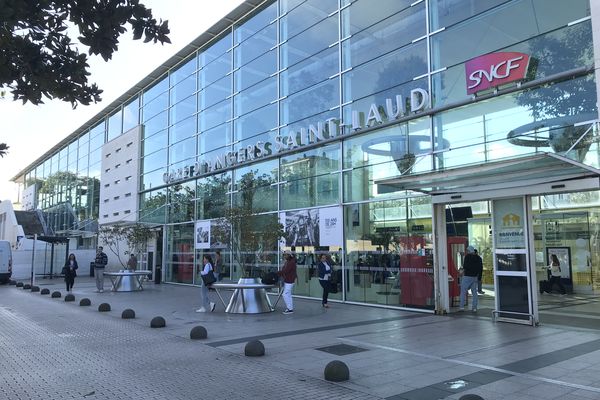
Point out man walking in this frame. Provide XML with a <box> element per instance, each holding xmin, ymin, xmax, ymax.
<box><xmin>459</xmin><ymin>246</ymin><xmax>483</xmax><ymax>312</ymax></box>
<box><xmin>94</xmin><ymin>246</ymin><xmax>108</xmax><ymax>292</ymax></box>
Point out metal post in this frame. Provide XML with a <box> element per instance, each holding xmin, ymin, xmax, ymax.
<box><xmin>30</xmin><ymin>234</ymin><xmax>37</xmax><ymax>286</ymax></box>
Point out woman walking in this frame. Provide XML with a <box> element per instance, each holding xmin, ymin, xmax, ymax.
<box><xmin>196</xmin><ymin>255</ymin><xmax>216</xmax><ymax>313</ymax></box>
<box><xmin>317</xmin><ymin>254</ymin><xmax>332</xmax><ymax>308</ymax></box>
<box><xmin>62</xmin><ymin>253</ymin><xmax>79</xmax><ymax>292</ymax></box>
<box><xmin>277</xmin><ymin>251</ymin><xmax>297</xmax><ymax>314</ymax></box>
<box><xmin>547</xmin><ymin>254</ymin><xmax>566</xmax><ymax>295</ymax></box>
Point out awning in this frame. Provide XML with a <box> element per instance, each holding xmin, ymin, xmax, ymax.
<box><xmin>376</xmin><ymin>152</ymin><xmax>600</xmax><ymax>196</ymax></box>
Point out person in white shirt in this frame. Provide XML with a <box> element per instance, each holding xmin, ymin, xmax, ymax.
<box><xmin>196</xmin><ymin>255</ymin><xmax>216</xmax><ymax>312</ymax></box>
<box><xmin>546</xmin><ymin>254</ymin><xmax>566</xmax><ymax>295</ymax></box>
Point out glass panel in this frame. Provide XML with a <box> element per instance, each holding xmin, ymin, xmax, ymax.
<box><xmin>341</xmin><ymin>2</ymin><xmax>425</xmax><ymax>69</ymax></box>
<box><xmin>200</xmin><ymin>75</ymin><xmax>231</xmax><ymax>110</ymax></box>
<box><xmin>281</xmin><ymin>15</ymin><xmax>338</xmax><ymax>69</ymax></box>
<box><xmin>169</xmin><ymin>115</ymin><xmax>197</xmax><ymax>144</ymax></box>
<box><xmin>343</xmin><ymin>0</ymin><xmax>413</xmax><ymax>36</ymax></box>
<box><xmin>235</xmin><ymin>23</ymin><xmax>277</xmax><ymax>68</ymax></box>
<box><xmin>142</xmin><ymin>76</ymin><xmax>168</xmax><ymax>106</ymax></box>
<box><xmin>123</xmin><ymin>96</ymin><xmax>140</xmax><ymax>133</ymax></box>
<box><xmin>199</xmin><ymin>33</ymin><xmax>232</xmax><ymax>68</ymax></box>
<box><xmin>170</xmin><ymin>74</ymin><xmax>197</xmax><ymax>105</ymax></box>
<box><xmin>281</xmin><ymin>46</ymin><xmax>337</xmax><ymax>97</ymax></box>
<box><xmin>493</xmin><ymin>198</ymin><xmax>526</xmax><ymax>249</ymax></box>
<box><xmin>496</xmin><ymin>276</ymin><xmax>530</xmax><ymax>320</ymax></box>
<box><xmin>143</xmin><ymin>91</ymin><xmax>169</xmax><ymax>122</ymax></box>
<box><xmin>168</xmin><ymin>181</ymin><xmax>195</xmax><ymax>223</ymax></box>
<box><xmin>199</xmin><ymin>99</ymin><xmax>231</xmax><ymax>132</ymax></box>
<box><xmin>234</xmin><ymin>77</ymin><xmax>276</xmax><ymax>117</ymax></box>
<box><xmin>142</xmin><ymin>149</ymin><xmax>167</xmax><ymax>175</ymax></box>
<box><xmin>139</xmin><ymin>189</ymin><xmax>167</xmax><ymax>224</ymax></box>
<box><xmin>280</xmin><ymin>0</ymin><xmax>337</xmax><ymax>41</ymax></box>
<box><xmin>170</xmin><ymin>55</ymin><xmax>197</xmax><ymax>86</ymax></box>
<box><xmin>166</xmin><ymin>223</ymin><xmax>195</xmax><ymax>284</ymax></box>
<box><xmin>430</xmin><ymin>0</ymin><xmax>591</xmax><ymax>70</ymax></box>
<box><xmin>143</xmin><ymin>129</ymin><xmax>168</xmax><ymax>157</ymax></box>
<box><xmin>169</xmin><ymin>94</ymin><xmax>196</xmax><ymax>124</ymax></box>
<box><xmin>342</xmin><ymin>41</ymin><xmax>427</xmax><ymax>102</ymax></box>
<box><xmin>199</xmin><ymin>123</ymin><xmax>231</xmax><ymax>154</ymax></box>
<box><xmin>235</xmin><ymin>50</ymin><xmax>276</xmax><ymax>92</ymax></box>
<box><xmin>200</xmin><ymin>52</ymin><xmax>232</xmax><ymax>88</ymax></box>
<box><xmin>169</xmin><ymin>137</ymin><xmax>196</xmax><ymax>165</ymax></box>
<box><xmin>196</xmin><ymin>172</ymin><xmax>231</xmax><ymax>220</ymax></box>
<box><xmin>143</xmin><ymin>111</ymin><xmax>168</xmax><ymax>138</ymax></box>
<box><xmin>281</xmin><ymin>78</ymin><xmax>339</xmax><ymax>125</ymax></box>
<box><xmin>429</xmin><ymin>0</ymin><xmax>509</xmax><ymax>31</ymax></box>
<box><xmin>233</xmin><ymin>159</ymin><xmax>278</xmax><ymax>212</ymax></box>
<box><xmin>234</xmin><ymin>103</ymin><xmax>277</xmax><ymax>142</ymax></box>
<box><xmin>235</xmin><ymin>2</ymin><xmax>277</xmax><ymax>44</ymax></box>
<box><xmin>140</xmin><ymin>168</ymin><xmax>165</xmax><ymax>191</ymax></box>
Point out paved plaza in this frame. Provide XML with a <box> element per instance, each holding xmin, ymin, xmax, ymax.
<box><xmin>1</xmin><ymin>276</ymin><xmax>600</xmax><ymax>400</ymax></box>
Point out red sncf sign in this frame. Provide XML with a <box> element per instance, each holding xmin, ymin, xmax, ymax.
<box><xmin>465</xmin><ymin>52</ymin><xmax>530</xmax><ymax>95</ymax></box>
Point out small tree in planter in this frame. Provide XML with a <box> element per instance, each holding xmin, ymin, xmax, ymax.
<box><xmin>99</xmin><ymin>224</ymin><xmax>155</xmax><ymax>268</ymax></box>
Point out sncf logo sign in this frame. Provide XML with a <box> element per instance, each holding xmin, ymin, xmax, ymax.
<box><xmin>465</xmin><ymin>52</ymin><xmax>530</xmax><ymax>95</ymax></box>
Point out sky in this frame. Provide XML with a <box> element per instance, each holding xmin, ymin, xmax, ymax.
<box><xmin>0</xmin><ymin>0</ymin><xmax>244</xmax><ymax>204</ymax></box>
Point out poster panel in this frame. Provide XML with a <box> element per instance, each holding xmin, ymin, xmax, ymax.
<box><xmin>281</xmin><ymin>209</ymin><xmax>319</xmax><ymax>247</ymax></box>
<box><xmin>194</xmin><ymin>220</ymin><xmax>211</xmax><ymax>250</ymax></box>
<box><xmin>319</xmin><ymin>206</ymin><xmax>343</xmax><ymax>247</ymax></box>
<box><xmin>546</xmin><ymin>246</ymin><xmax>572</xmax><ymax>280</ymax></box>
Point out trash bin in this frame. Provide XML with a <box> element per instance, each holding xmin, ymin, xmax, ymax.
<box><xmin>90</xmin><ymin>262</ymin><xmax>95</xmax><ymax>277</ymax></box>
<box><xmin>154</xmin><ymin>266</ymin><xmax>161</xmax><ymax>284</ymax></box>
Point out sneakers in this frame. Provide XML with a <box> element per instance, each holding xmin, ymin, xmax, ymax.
<box><xmin>322</xmin><ymin>304</ymin><xmax>329</xmax><ymax>308</ymax></box>
<box><xmin>210</xmin><ymin>302</ymin><xmax>216</xmax><ymax>312</ymax></box>
<box><xmin>195</xmin><ymin>307</ymin><xmax>207</xmax><ymax>313</ymax></box>
<box><xmin>99</xmin><ymin>289</ymin><xmax>104</xmax><ymax>293</ymax></box>
<box><xmin>477</xmin><ymin>291</ymin><xmax>485</xmax><ymax>294</ymax></box>
<box><xmin>472</xmin><ymin>308</ymin><xmax>477</xmax><ymax>312</ymax></box>
<box><xmin>282</xmin><ymin>309</ymin><xmax>294</xmax><ymax>314</ymax></box>
<box><xmin>458</xmin><ymin>308</ymin><xmax>465</xmax><ymax>312</ymax></box>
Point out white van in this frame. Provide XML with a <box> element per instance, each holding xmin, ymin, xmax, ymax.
<box><xmin>0</xmin><ymin>240</ymin><xmax>13</xmax><ymax>284</ymax></box>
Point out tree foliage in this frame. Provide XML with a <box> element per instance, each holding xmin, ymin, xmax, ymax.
<box><xmin>99</xmin><ymin>223</ymin><xmax>155</xmax><ymax>268</ymax></box>
<box><xmin>0</xmin><ymin>143</ymin><xmax>8</xmax><ymax>157</ymax></box>
<box><xmin>0</xmin><ymin>0</ymin><xmax>171</xmax><ymax>107</ymax></box>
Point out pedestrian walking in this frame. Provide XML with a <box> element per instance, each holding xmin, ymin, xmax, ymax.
<box><xmin>459</xmin><ymin>246</ymin><xmax>482</xmax><ymax>312</ymax></box>
<box><xmin>196</xmin><ymin>255</ymin><xmax>216</xmax><ymax>313</ymax></box>
<box><xmin>317</xmin><ymin>253</ymin><xmax>333</xmax><ymax>308</ymax></box>
<box><xmin>62</xmin><ymin>253</ymin><xmax>79</xmax><ymax>291</ymax></box>
<box><xmin>278</xmin><ymin>250</ymin><xmax>297</xmax><ymax>314</ymax></box>
<box><xmin>94</xmin><ymin>246</ymin><xmax>108</xmax><ymax>293</ymax></box>
<box><xmin>546</xmin><ymin>254</ymin><xmax>566</xmax><ymax>295</ymax></box>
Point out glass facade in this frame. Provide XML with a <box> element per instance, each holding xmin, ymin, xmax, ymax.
<box><xmin>17</xmin><ymin>0</ymin><xmax>600</xmax><ymax>309</ymax></box>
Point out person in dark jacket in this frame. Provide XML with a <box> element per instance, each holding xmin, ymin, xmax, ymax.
<box><xmin>317</xmin><ymin>253</ymin><xmax>333</xmax><ymax>308</ymax></box>
<box><xmin>94</xmin><ymin>246</ymin><xmax>108</xmax><ymax>293</ymax></box>
<box><xmin>459</xmin><ymin>246</ymin><xmax>483</xmax><ymax>312</ymax></box>
<box><xmin>62</xmin><ymin>253</ymin><xmax>79</xmax><ymax>291</ymax></box>
<box><xmin>277</xmin><ymin>251</ymin><xmax>297</xmax><ymax>314</ymax></box>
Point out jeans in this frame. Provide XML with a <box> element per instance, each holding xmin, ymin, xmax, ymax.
<box><xmin>319</xmin><ymin>279</ymin><xmax>330</xmax><ymax>305</ymax></box>
<box><xmin>283</xmin><ymin>283</ymin><xmax>294</xmax><ymax>310</ymax></box>
<box><xmin>95</xmin><ymin>268</ymin><xmax>104</xmax><ymax>290</ymax></box>
<box><xmin>200</xmin><ymin>281</ymin><xmax>211</xmax><ymax>307</ymax></box>
<box><xmin>65</xmin><ymin>276</ymin><xmax>74</xmax><ymax>291</ymax></box>
<box><xmin>459</xmin><ymin>275</ymin><xmax>478</xmax><ymax>310</ymax></box>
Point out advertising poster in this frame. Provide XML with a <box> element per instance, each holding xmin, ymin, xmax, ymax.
<box><xmin>319</xmin><ymin>206</ymin><xmax>343</xmax><ymax>247</ymax></box>
<box><xmin>493</xmin><ymin>198</ymin><xmax>525</xmax><ymax>249</ymax></box>
<box><xmin>281</xmin><ymin>209</ymin><xmax>319</xmax><ymax>247</ymax></box>
<box><xmin>194</xmin><ymin>220</ymin><xmax>211</xmax><ymax>250</ymax></box>
<box><xmin>546</xmin><ymin>247</ymin><xmax>572</xmax><ymax>280</ymax></box>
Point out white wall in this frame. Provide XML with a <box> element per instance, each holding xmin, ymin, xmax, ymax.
<box><xmin>99</xmin><ymin>125</ymin><xmax>141</xmax><ymax>225</ymax></box>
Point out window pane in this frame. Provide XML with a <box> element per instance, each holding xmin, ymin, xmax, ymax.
<box><xmin>143</xmin><ymin>111</ymin><xmax>168</xmax><ymax>138</ymax></box>
<box><xmin>169</xmin><ymin>94</ymin><xmax>196</xmax><ymax>124</ymax></box>
<box><xmin>196</xmin><ymin>173</ymin><xmax>231</xmax><ymax>219</ymax></box>
<box><xmin>199</xmin><ymin>99</ymin><xmax>231</xmax><ymax>132</ymax></box>
<box><xmin>281</xmin><ymin>79</ymin><xmax>339</xmax><ymax>125</ymax></box>
<box><xmin>343</xmin><ymin>0</ymin><xmax>413</xmax><ymax>35</ymax></box>
<box><xmin>107</xmin><ymin>110</ymin><xmax>122</xmax><ymax>141</ymax></box>
<box><xmin>123</xmin><ymin>96</ymin><xmax>140</xmax><ymax>133</ymax></box>
<box><xmin>169</xmin><ymin>115</ymin><xmax>197</xmax><ymax>144</ymax></box>
<box><xmin>143</xmin><ymin>76</ymin><xmax>168</xmax><ymax>106</ymax></box>
<box><xmin>281</xmin><ymin>15</ymin><xmax>338</xmax><ymax>69</ymax></box>
<box><xmin>200</xmin><ymin>52</ymin><xmax>232</xmax><ymax>88</ymax></box>
<box><xmin>280</xmin><ymin>0</ymin><xmax>337</xmax><ymax>41</ymax></box>
<box><xmin>200</xmin><ymin>75</ymin><xmax>231</xmax><ymax>110</ymax></box>
<box><xmin>234</xmin><ymin>23</ymin><xmax>276</xmax><ymax>67</ymax></box>
<box><xmin>234</xmin><ymin>78</ymin><xmax>276</xmax><ymax>117</ymax></box>
<box><xmin>235</xmin><ymin>2</ymin><xmax>277</xmax><ymax>43</ymax></box>
<box><xmin>429</xmin><ymin>0</ymin><xmax>508</xmax><ymax>31</ymax></box>
<box><xmin>140</xmin><ymin>168</ymin><xmax>166</xmax><ymax>191</ymax></box>
<box><xmin>281</xmin><ymin>46</ymin><xmax>337</xmax><ymax>97</ymax></box>
<box><xmin>142</xmin><ymin>149</ymin><xmax>167</xmax><ymax>175</ymax></box>
<box><xmin>199</xmin><ymin>33</ymin><xmax>232</xmax><ymax>67</ymax></box>
<box><xmin>168</xmin><ymin>181</ymin><xmax>195</xmax><ymax>223</ymax></box>
<box><xmin>235</xmin><ymin>50</ymin><xmax>276</xmax><ymax>92</ymax></box>
<box><xmin>139</xmin><ymin>189</ymin><xmax>166</xmax><ymax>224</ymax></box>
<box><xmin>170</xmin><ymin>55</ymin><xmax>197</xmax><ymax>85</ymax></box>
<box><xmin>233</xmin><ymin>159</ymin><xmax>278</xmax><ymax>212</ymax></box>
<box><xmin>169</xmin><ymin>137</ymin><xmax>196</xmax><ymax>165</ymax></box>
<box><xmin>143</xmin><ymin>91</ymin><xmax>169</xmax><ymax>122</ymax></box>
<box><xmin>234</xmin><ymin>103</ymin><xmax>277</xmax><ymax>142</ymax></box>
<box><xmin>170</xmin><ymin>74</ymin><xmax>197</xmax><ymax>105</ymax></box>
<box><xmin>199</xmin><ymin>123</ymin><xmax>231</xmax><ymax>154</ymax></box>
<box><xmin>143</xmin><ymin>129</ymin><xmax>168</xmax><ymax>157</ymax></box>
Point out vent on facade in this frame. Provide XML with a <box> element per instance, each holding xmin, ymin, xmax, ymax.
<box><xmin>106</xmin><ymin>153</ymin><xmax>111</xmax><ymax>158</ymax></box>
<box><xmin>113</xmin><ymin>212</ymin><xmax>119</xmax><ymax>216</ymax></box>
<box><xmin>125</xmin><ymin>193</ymin><xmax>132</xmax><ymax>197</ymax></box>
<box><xmin>127</xmin><ymin>142</ymin><xmax>133</xmax><ymax>147</ymax></box>
<box><xmin>126</xmin><ymin>158</ymin><xmax>132</xmax><ymax>164</ymax></box>
<box><xmin>114</xmin><ymin>180</ymin><xmax>120</xmax><ymax>184</ymax></box>
<box><xmin>115</xmin><ymin>163</ymin><xmax>120</xmax><ymax>169</ymax></box>
<box><xmin>116</xmin><ymin>147</ymin><xmax>121</xmax><ymax>153</ymax></box>
<box><xmin>125</xmin><ymin>176</ymin><xmax>132</xmax><ymax>181</ymax></box>
<box><xmin>104</xmin><ymin>184</ymin><xmax>110</xmax><ymax>188</ymax></box>
<box><xmin>113</xmin><ymin>196</ymin><xmax>120</xmax><ymax>200</ymax></box>
<box><xmin>103</xmin><ymin>214</ymin><xmax>109</xmax><ymax>218</ymax></box>
<box><xmin>105</xmin><ymin>168</ymin><xmax>110</xmax><ymax>173</ymax></box>
<box><xmin>124</xmin><ymin>210</ymin><xmax>131</xmax><ymax>214</ymax></box>
<box><xmin>103</xmin><ymin>199</ymin><xmax>109</xmax><ymax>203</ymax></box>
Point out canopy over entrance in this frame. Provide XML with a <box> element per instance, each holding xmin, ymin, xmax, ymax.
<box><xmin>376</xmin><ymin>153</ymin><xmax>600</xmax><ymax>201</ymax></box>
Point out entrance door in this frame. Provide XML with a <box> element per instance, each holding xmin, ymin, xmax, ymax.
<box><xmin>491</xmin><ymin>197</ymin><xmax>538</xmax><ymax>325</ymax></box>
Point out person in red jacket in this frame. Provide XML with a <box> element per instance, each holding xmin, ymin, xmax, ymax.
<box><xmin>277</xmin><ymin>250</ymin><xmax>297</xmax><ymax>314</ymax></box>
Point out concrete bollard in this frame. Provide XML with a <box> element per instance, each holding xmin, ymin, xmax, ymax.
<box><xmin>98</xmin><ymin>303</ymin><xmax>111</xmax><ymax>312</ymax></box>
<box><xmin>64</xmin><ymin>294</ymin><xmax>75</xmax><ymax>302</ymax></box>
<box><xmin>244</xmin><ymin>340</ymin><xmax>265</xmax><ymax>357</ymax></box>
<box><xmin>459</xmin><ymin>395</ymin><xmax>485</xmax><ymax>400</ymax></box>
<box><xmin>16</xmin><ymin>282</ymin><xmax>23</xmax><ymax>287</ymax></box>
<box><xmin>41</xmin><ymin>288</ymin><xmax>50</xmax><ymax>295</ymax></box>
<box><xmin>190</xmin><ymin>326</ymin><xmax>208</xmax><ymax>340</ymax></box>
<box><xmin>79</xmin><ymin>298</ymin><xmax>91</xmax><ymax>306</ymax></box>
<box><xmin>30</xmin><ymin>286</ymin><xmax>40</xmax><ymax>292</ymax></box>
<box><xmin>51</xmin><ymin>291</ymin><xmax>62</xmax><ymax>298</ymax></box>
<box><xmin>23</xmin><ymin>284</ymin><xmax>31</xmax><ymax>290</ymax></box>
<box><xmin>324</xmin><ymin>360</ymin><xmax>350</xmax><ymax>382</ymax></box>
<box><xmin>121</xmin><ymin>309</ymin><xmax>136</xmax><ymax>319</ymax></box>
<box><xmin>150</xmin><ymin>316</ymin><xmax>166</xmax><ymax>328</ymax></box>
<box><xmin>9</xmin><ymin>280</ymin><xmax>16</xmax><ymax>285</ymax></box>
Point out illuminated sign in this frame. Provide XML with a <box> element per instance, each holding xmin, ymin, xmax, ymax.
<box><xmin>163</xmin><ymin>88</ymin><xmax>430</xmax><ymax>184</ymax></box>
<box><xmin>465</xmin><ymin>52</ymin><xmax>530</xmax><ymax>95</ymax></box>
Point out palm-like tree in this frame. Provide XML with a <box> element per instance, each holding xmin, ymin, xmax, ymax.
<box><xmin>0</xmin><ymin>143</ymin><xmax>8</xmax><ymax>158</ymax></box>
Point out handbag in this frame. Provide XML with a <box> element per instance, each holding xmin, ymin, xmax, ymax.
<box><xmin>201</xmin><ymin>271</ymin><xmax>216</xmax><ymax>286</ymax></box>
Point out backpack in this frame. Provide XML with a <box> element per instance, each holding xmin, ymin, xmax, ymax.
<box><xmin>261</xmin><ymin>271</ymin><xmax>279</xmax><ymax>285</ymax></box>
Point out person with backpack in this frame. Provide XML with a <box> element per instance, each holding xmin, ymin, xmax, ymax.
<box><xmin>94</xmin><ymin>246</ymin><xmax>108</xmax><ymax>293</ymax></box>
<box><xmin>459</xmin><ymin>246</ymin><xmax>483</xmax><ymax>312</ymax></box>
<box><xmin>196</xmin><ymin>255</ymin><xmax>216</xmax><ymax>313</ymax></box>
